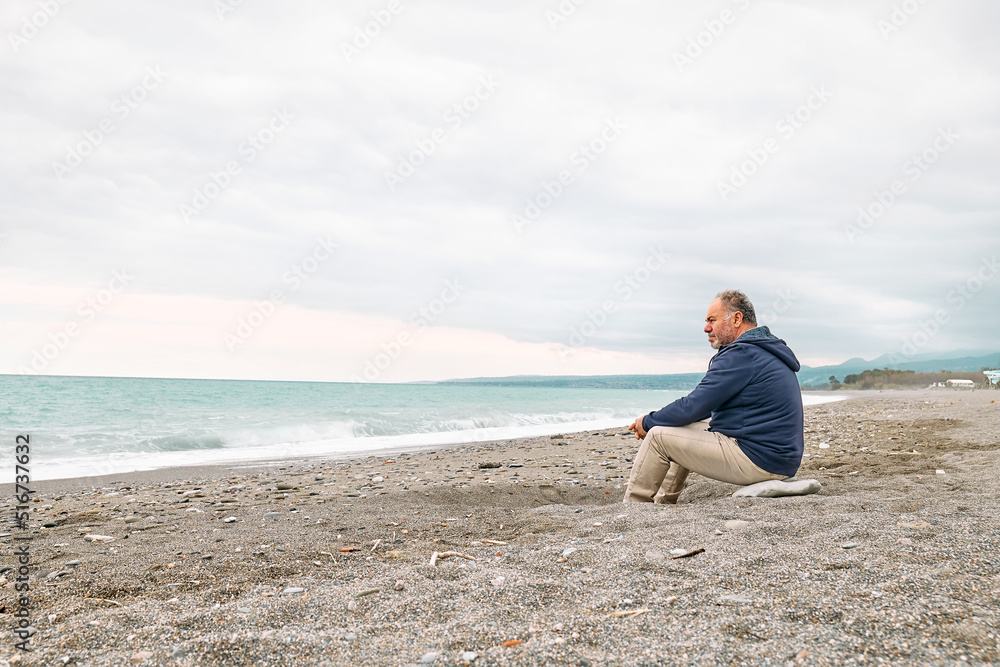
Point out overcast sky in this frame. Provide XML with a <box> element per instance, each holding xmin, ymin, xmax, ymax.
<box><xmin>1</xmin><ymin>0</ymin><xmax>998</xmax><ymax>382</ymax></box>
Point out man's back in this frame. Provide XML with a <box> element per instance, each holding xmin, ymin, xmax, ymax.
<box><xmin>708</xmin><ymin>327</ymin><xmax>804</xmax><ymax>477</ymax></box>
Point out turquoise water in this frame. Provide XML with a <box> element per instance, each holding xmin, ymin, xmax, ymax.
<box><xmin>0</xmin><ymin>374</ymin><xmax>842</xmax><ymax>481</ymax></box>
<box><xmin>0</xmin><ymin>375</ymin><xmax>689</xmax><ymax>480</ymax></box>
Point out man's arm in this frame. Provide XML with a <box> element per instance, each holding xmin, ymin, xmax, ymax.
<box><xmin>641</xmin><ymin>347</ymin><xmax>755</xmax><ymax>432</ymax></box>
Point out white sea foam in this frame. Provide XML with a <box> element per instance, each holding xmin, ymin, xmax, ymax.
<box><xmin>32</xmin><ymin>392</ymin><xmax>843</xmax><ymax>481</ymax></box>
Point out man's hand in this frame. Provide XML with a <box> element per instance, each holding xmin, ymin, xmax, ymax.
<box><xmin>628</xmin><ymin>416</ymin><xmax>647</xmax><ymax>440</ymax></box>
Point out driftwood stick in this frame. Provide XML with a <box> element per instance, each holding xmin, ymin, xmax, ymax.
<box><xmin>429</xmin><ymin>551</ymin><xmax>478</xmax><ymax>566</ymax></box>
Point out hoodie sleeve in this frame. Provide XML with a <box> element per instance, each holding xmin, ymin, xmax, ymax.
<box><xmin>642</xmin><ymin>346</ymin><xmax>756</xmax><ymax>431</ymax></box>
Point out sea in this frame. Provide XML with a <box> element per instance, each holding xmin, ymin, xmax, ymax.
<box><xmin>0</xmin><ymin>374</ymin><xmax>844</xmax><ymax>481</ymax></box>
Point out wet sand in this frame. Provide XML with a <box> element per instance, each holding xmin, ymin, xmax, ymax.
<box><xmin>2</xmin><ymin>389</ymin><xmax>998</xmax><ymax>666</ymax></box>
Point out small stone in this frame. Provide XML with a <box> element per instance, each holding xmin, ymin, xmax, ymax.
<box><xmin>419</xmin><ymin>652</ymin><xmax>438</xmax><ymax>663</ymax></box>
<box><xmin>237</xmin><ymin>607</ymin><xmax>251</xmax><ymax>613</ymax></box>
<box><xmin>276</xmin><ymin>482</ymin><xmax>295</xmax><ymax>490</ymax></box>
<box><xmin>264</xmin><ymin>512</ymin><xmax>282</xmax><ymax>519</ymax></box>
<box><xmin>281</xmin><ymin>587</ymin><xmax>305</xmax><ymax>595</ymax></box>
<box><xmin>65</xmin><ymin>560</ymin><xmax>81</xmax><ymax>567</ymax></box>
<box><xmin>561</xmin><ymin>547</ymin><xmax>578</xmax><ymax>557</ymax></box>
<box><xmin>936</xmin><ymin>469</ymin><xmax>946</xmax><ymax>475</ymax></box>
<box><xmin>130</xmin><ymin>651</ymin><xmax>153</xmax><ymax>664</ymax></box>
<box><xmin>896</xmin><ymin>538</ymin><xmax>912</xmax><ymax>545</ymax></box>
<box><xmin>342</xmin><ymin>632</ymin><xmax>357</xmax><ymax>641</ymax></box>
<box><xmin>372</xmin><ymin>476</ymin><xmax>384</xmax><ymax>483</ymax></box>
<box><xmin>43</xmin><ymin>522</ymin><xmax>58</xmax><ymax>528</ymax></box>
<box><xmin>718</xmin><ymin>594</ymin><xmax>753</xmax><ymax>604</ymax></box>
<box><xmin>347</xmin><ymin>600</ymin><xmax>358</xmax><ymax>612</ymax></box>
<box><xmin>841</xmin><ymin>542</ymin><xmax>860</xmax><ymax>549</ymax></box>
<box><xmin>491</xmin><ymin>576</ymin><xmax>505</xmax><ymax>586</ymax></box>
<box><xmin>223</xmin><ymin>517</ymin><xmax>237</xmax><ymax>523</ymax></box>
<box><xmin>461</xmin><ymin>651</ymin><xmax>479</xmax><ymax>662</ymax></box>
<box><xmin>550</xmin><ymin>435</ymin><xmax>565</xmax><ymax>440</ymax></box>
<box><xmin>592</xmin><ymin>521</ymin><xmax>602</xmax><ymax>526</ymax></box>
<box><xmin>84</xmin><ymin>534</ymin><xmax>115</xmax><ymax>543</ymax></box>
<box><xmin>171</xmin><ymin>647</ymin><xmax>188</xmax><ymax>658</ymax></box>
<box><xmin>724</xmin><ymin>520</ymin><xmax>749</xmax><ymax>530</ymax></box>
<box><xmin>714</xmin><ymin>529</ymin><xmax>724</xmax><ymax>535</ymax></box>
<box><xmin>124</xmin><ymin>516</ymin><xmax>140</xmax><ymax>524</ymax></box>
<box><xmin>394</xmin><ymin>580</ymin><xmax>404</xmax><ymax>591</ymax></box>
<box><xmin>669</xmin><ymin>548</ymin><xmax>687</xmax><ymax>556</ymax></box>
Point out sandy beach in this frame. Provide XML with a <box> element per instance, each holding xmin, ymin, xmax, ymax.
<box><xmin>2</xmin><ymin>389</ymin><xmax>998</xmax><ymax>666</ymax></box>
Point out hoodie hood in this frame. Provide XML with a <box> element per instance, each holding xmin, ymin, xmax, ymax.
<box><xmin>728</xmin><ymin>325</ymin><xmax>801</xmax><ymax>372</ymax></box>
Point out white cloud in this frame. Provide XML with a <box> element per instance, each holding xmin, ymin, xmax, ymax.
<box><xmin>1</xmin><ymin>0</ymin><xmax>998</xmax><ymax>381</ymax></box>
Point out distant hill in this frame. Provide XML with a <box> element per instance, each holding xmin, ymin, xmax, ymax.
<box><xmin>436</xmin><ymin>373</ymin><xmax>705</xmax><ymax>390</ymax></box>
<box><xmin>440</xmin><ymin>350</ymin><xmax>1000</xmax><ymax>391</ymax></box>
<box><xmin>798</xmin><ymin>350</ymin><xmax>1000</xmax><ymax>385</ymax></box>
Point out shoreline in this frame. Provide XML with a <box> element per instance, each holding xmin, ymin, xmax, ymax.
<box><xmin>2</xmin><ymin>389</ymin><xmax>998</xmax><ymax>665</ymax></box>
<box><xmin>19</xmin><ymin>391</ymin><xmax>853</xmax><ymax>487</ymax></box>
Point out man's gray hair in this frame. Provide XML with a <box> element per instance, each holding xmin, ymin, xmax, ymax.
<box><xmin>716</xmin><ymin>289</ymin><xmax>757</xmax><ymax>326</ymax></box>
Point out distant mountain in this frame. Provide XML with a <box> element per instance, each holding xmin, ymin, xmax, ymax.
<box><xmin>440</xmin><ymin>351</ymin><xmax>1000</xmax><ymax>390</ymax></box>
<box><xmin>798</xmin><ymin>351</ymin><xmax>1000</xmax><ymax>385</ymax></box>
<box><xmin>436</xmin><ymin>373</ymin><xmax>705</xmax><ymax>390</ymax></box>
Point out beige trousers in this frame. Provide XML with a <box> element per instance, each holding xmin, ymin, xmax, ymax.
<box><xmin>623</xmin><ymin>420</ymin><xmax>785</xmax><ymax>503</ymax></box>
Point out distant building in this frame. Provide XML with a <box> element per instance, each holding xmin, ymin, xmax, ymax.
<box><xmin>985</xmin><ymin>370</ymin><xmax>1000</xmax><ymax>387</ymax></box>
<box><xmin>946</xmin><ymin>379</ymin><xmax>975</xmax><ymax>388</ymax></box>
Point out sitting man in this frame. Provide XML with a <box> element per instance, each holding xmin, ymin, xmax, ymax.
<box><xmin>624</xmin><ymin>290</ymin><xmax>804</xmax><ymax>504</ymax></box>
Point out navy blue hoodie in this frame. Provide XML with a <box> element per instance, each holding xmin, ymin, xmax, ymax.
<box><xmin>641</xmin><ymin>326</ymin><xmax>804</xmax><ymax>477</ymax></box>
